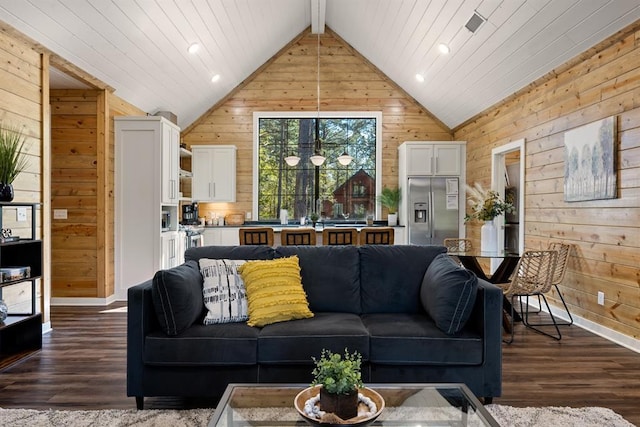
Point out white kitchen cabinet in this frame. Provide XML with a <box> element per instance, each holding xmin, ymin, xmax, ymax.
<box><xmin>115</xmin><ymin>116</ymin><xmax>181</xmax><ymax>299</ymax></box>
<box><xmin>400</xmin><ymin>142</ymin><xmax>463</xmax><ymax>176</ymax></box>
<box><xmin>203</xmin><ymin>227</ymin><xmax>240</xmax><ymax>246</ymax></box>
<box><xmin>192</xmin><ymin>145</ymin><xmax>236</xmax><ymax>202</ymax></box>
<box><xmin>161</xmin><ymin>123</ymin><xmax>180</xmax><ymax>204</ymax></box>
<box><xmin>161</xmin><ymin>231</ymin><xmax>180</xmax><ymax>270</ymax></box>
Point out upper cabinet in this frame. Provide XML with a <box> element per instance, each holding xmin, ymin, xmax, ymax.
<box><xmin>192</xmin><ymin>145</ymin><xmax>236</xmax><ymax>202</ymax></box>
<box><xmin>399</xmin><ymin>142</ymin><xmax>465</xmax><ymax>176</ymax></box>
<box><xmin>160</xmin><ymin>122</ymin><xmax>180</xmax><ymax>205</ymax></box>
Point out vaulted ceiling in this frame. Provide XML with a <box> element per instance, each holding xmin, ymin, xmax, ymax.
<box><xmin>1</xmin><ymin>0</ymin><xmax>639</xmax><ymax>129</ymax></box>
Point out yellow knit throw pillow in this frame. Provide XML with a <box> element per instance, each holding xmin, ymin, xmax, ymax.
<box><xmin>239</xmin><ymin>256</ymin><xmax>314</xmax><ymax>327</ymax></box>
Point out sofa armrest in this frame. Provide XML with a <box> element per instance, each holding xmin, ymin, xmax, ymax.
<box><xmin>470</xmin><ymin>278</ymin><xmax>503</xmax><ymax>397</ymax></box>
<box><xmin>127</xmin><ymin>280</ymin><xmax>158</xmax><ymax>398</ymax></box>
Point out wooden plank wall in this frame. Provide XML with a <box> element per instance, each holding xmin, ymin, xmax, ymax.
<box><xmin>182</xmin><ymin>28</ymin><xmax>452</xmax><ymax>219</ymax></box>
<box><xmin>454</xmin><ymin>23</ymin><xmax>640</xmax><ymax>340</ymax></box>
<box><xmin>50</xmin><ymin>90</ymin><xmax>100</xmax><ymax>298</ymax></box>
<box><xmin>0</xmin><ymin>26</ymin><xmax>44</xmax><ymax>315</ymax></box>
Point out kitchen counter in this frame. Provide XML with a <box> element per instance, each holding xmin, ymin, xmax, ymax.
<box><xmin>201</xmin><ymin>223</ymin><xmax>406</xmax><ymax>245</ymax></box>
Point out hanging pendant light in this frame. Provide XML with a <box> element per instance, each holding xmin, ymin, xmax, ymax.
<box><xmin>337</xmin><ymin>151</ymin><xmax>353</xmax><ymax>166</ymax></box>
<box><xmin>311</xmin><ymin>27</ymin><xmax>326</xmax><ymax>167</ymax></box>
<box><xmin>284</xmin><ymin>153</ymin><xmax>300</xmax><ymax>166</ymax></box>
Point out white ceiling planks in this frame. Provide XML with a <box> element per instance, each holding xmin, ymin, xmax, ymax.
<box><xmin>1</xmin><ymin>0</ymin><xmax>639</xmax><ymax>129</ymax></box>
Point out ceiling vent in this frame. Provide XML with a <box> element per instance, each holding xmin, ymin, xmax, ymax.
<box><xmin>465</xmin><ymin>12</ymin><xmax>485</xmax><ymax>33</ymax></box>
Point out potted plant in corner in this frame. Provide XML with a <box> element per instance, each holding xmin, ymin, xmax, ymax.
<box><xmin>0</xmin><ymin>123</ymin><xmax>29</xmax><ymax>202</ymax></box>
<box><xmin>378</xmin><ymin>186</ymin><xmax>401</xmax><ymax>226</ymax></box>
<box><xmin>311</xmin><ymin>348</ymin><xmax>364</xmax><ymax>420</ymax></box>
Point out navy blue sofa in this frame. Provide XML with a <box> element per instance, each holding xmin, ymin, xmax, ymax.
<box><xmin>127</xmin><ymin>245</ymin><xmax>502</xmax><ymax>409</ymax></box>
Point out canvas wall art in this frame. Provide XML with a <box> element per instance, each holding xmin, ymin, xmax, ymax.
<box><xmin>563</xmin><ymin>116</ymin><xmax>616</xmax><ymax>202</ymax></box>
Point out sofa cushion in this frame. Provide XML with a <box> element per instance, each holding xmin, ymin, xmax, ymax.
<box><xmin>275</xmin><ymin>246</ymin><xmax>361</xmax><ymax>313</ymax></box>
<box><xmin>258</xmin><ymin>312</ymin><xmax>369</xmax><ymax>364</ymax></box>
<box><xmin>239</xmin><ymin>256</ymin><xmax>314</xmax><ymax>327</ymax></box>
<box><xmin>359</xmin><ymin>245</ymin><xmax>447</xmax><ymax>314</ymax></box>
<box><xmin>199</xmin><ymin>259</ymin><xmax>248</xmax><ymax>324</ymax></box>
<box><xmin>144</xmin><ymin>323</ymin><xmax>259</xmax><ymax>365</ymax></box>
<box><xmin>151</xmin><ymin>260</ymin><xmax>204</xmax><ymax>336</ymax></box>
<box><xmin>361</xmin><ymin>313</ymin><xmax>483</xmax><ymax>365</ymax></box>
<box><xmin>421</xmin><ymin>254</ymin><xmax>478</xmax><ymax>335</ymax></box>
<box><xmin>185</xmin><ymin>245</ymin><xmax>275</xmax><ymax>262</ymax></box>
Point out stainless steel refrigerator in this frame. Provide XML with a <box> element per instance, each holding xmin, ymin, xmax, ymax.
<box><xmin>407</xmin><ymin>177</ymin><xmax>459</xmax><ymax>245</ymax></box>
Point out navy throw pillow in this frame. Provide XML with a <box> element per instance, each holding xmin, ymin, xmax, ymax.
<box><xmin>152</xmin><ymin>260</ymin><xmax>204</xmax><ymax>335</ymax></box>
<box><xmin>420</xmin><ymin>253</ymin><xmax>478</xmax><ymax>335</ymax></box>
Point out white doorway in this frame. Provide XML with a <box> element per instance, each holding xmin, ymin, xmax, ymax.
<box><xmin>491</xmin><ymin>139</ymin><xmax>525</xmax><ymax>257</ymax></box>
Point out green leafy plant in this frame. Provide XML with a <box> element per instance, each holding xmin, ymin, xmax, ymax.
<box><xmin>311</xmin><ymin>348</ymin><xmax>363</xmax><ymax>395</ymax></box>
<box><xmin>465</xmin><ymin>182</ymin><xmax>514</xmax><ymax>222</ymax></box>
<box><xmin>0</xmin><ymin>123</ymin><xmax>29</xmax><ymax>184</ymax></box>
<box><xmin>377</xmin><ymin>186</ymin><xmax>401</xmax><ymax>214</ymax></box>
<box><xmin>309</xmin><ymin>212</ymin><xmax>319</xmax><ymax>223</ymax></box>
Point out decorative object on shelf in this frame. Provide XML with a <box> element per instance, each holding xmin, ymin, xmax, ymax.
<box><xmin>0</xmin><ymin>123</ymin><xmax>30</xmax><ymax>202</ymax></box>
<box><xmin>0</xmin><ymin>228</ymin><xmax>18</xmax><ymax>243</ymax></box>
<box><xmin>0</xmin><ymin>299</ymin><xmax>7</xmax><ymax>322</ymax></box>
<box><xmin>465</xmin><ymin>183</ymin><xmax>514</xmax><ymax>252</ymax></box>
<box><xmin>0</xmin><ymin>266</ymin><xmax>31</xmax><ymax>283</ymax></box>
<box><xmin>377</xmin><ymin>186</ymin><xmax>401</xmax><ymax>226</ymax></box>
<box><xmin>310</xmin><ymin>348</ymin><xmax>364</xmax><ymax>421</ymax></box>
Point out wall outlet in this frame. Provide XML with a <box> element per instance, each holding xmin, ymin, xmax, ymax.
<box><xmin>16</xmin><ymin>207</ymin><xmax>27</xmax><ymax>221</ymax></box>
<box><xmin>245</xmin><ymin>211</ymin><xmax>251</xmax><ymax>220</ymax></box>
<box><xmin>597</xmin><ymin>291</ymin><xmax>605</xmax><ymax>306</ymax></box>
<box><xmin>53</xmin><ymin>209</ymin><xmax>68</xmax><ymax>219</ymax></box>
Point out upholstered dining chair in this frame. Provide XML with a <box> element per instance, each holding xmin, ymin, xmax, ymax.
<box><xmin>500</xmin><ymin>250</ymin><xmax>559</xmax><ymax>343</ymax></box>
<box><xmin>359</xmin><ymin>227</ymin><xmax>394</xmax><ymax>245</ymax></box>
<box><xmin>239</xmin><ymin>227</ymin><xmax>274</xmax><ymax>246</ymax></box>
<box><xmin>322</xmin><ymin>228</ymin><xmax>358</xmax><ymax>245</ymax></box>
<box><xmin>280</xmin><ymin>228</ymin><xmax>317</xmax><ymax>246</ymax></box>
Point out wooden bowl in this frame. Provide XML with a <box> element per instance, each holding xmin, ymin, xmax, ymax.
<box><xmin>294</xmin><ymin>385</ymin><xmax>385</xmax><ymax>427</ymax></box>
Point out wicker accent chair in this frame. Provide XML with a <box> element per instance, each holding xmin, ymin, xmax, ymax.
<box><xmin>547</xmin><ymin>242</ymin><xmax>574</xmax><ymax>325</ymax></box>
<box><xmin>501</xmin><ymin>250</ymin><xmax>559</xmax><ymax>343</ymax></box>
<box><xmin>359</xmin><ymin>227</ymin><xmax>394</xmax><ymax>245</ymax></box>
<box><xmin>280</xmin><ymin>228</ymin><xmax>317</xmax><ymax>246</ymax></box>
<box><xmin>443</xmin><ymin>238</ymin><xmax>472</xmax><ymax>252</ymax></box>
<box><xmin>238</xmin><ymin>227</ymin><xmax>274</xmax><ymax>246</ymax></box>
<box><xmin>321</xmin><ymin>227</ymin><xmax>358</xmax><ymax>245</ymax></box>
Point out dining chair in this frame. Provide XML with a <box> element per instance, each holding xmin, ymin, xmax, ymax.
<box><xmin>501</xmin><ymin>250</ymin><xmax>559</xmax><ymax>343</ymax></box>
<box><xmin>443</xmin><ymin>238</ymin><xmax>472</xmax><ymax>252</ymax></box>
<box><xmin>238</xmin><ymin>227</ymin><xmax>274</xmax><ymax>246</ymax></box>
<box><xmin>280</xmin><ymin>228</ymin><xmax>317</xmax><ymax>246</ymax></box>
<box><xmin>359</xmin><ymin>227</ymin><xmax>394</xmax><ymax>245</ymax></box>
<box><xmin>321</xmin><ymin>228</ymin><xmax>358</xmax><ymax>245</ymax></box>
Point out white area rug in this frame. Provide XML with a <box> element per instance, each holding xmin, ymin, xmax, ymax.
<box><xmin>0</xmin><ymin>405</ymin><xmax>634</xmax><ymax>426</ymax></box>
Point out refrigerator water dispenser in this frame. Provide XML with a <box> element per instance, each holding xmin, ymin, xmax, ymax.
<box><xmin>414</xmin><ymin>203</ymin><xmax>428</xmax><ymax>223</ymax></box>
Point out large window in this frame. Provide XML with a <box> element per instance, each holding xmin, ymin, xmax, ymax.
<box><xmin>253</xmin><ymin>112</ymin><xmax>381</xmax><ymax>221</ymax></box>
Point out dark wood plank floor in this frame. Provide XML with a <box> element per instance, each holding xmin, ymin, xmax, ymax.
<box><xmin>0</xmin><ymin>304</ymin><xmax>639</xmax><ymax>425</ymax></box>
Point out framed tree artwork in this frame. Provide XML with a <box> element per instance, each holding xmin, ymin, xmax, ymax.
<box><xmin>563</xmin><ymin>116</ymin><xmax>616</xmax><ymax>202</ymax></box>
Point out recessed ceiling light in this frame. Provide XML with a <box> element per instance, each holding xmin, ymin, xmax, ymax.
<box><xmin>415</xmin><ymin>73</ymin><xmax>425</xmax><ymax>83</ymax></box>
<box><xmin>188</xmin><ymin>43</ymin><xmax>200</xmax><ymax>54</ymax></box>
<box><xmin>211</xmin><ymin>74</ymin><xmax>221</xmax><ymax>83</ymax></box>
<box><xmin>438</xmin><ymin>43</ymin><xmax>450</xmax><ymax>54</ymax></box>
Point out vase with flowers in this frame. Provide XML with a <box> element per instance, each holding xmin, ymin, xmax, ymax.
<box><xmin>465</xmin><ymin>183</ymin><xmax>515</xmax><ymax>252</ymax></box>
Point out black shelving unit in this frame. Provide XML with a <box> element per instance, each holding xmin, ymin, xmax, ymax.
<box><xmin>0</xmin><ymin>202</ymin><xmax>42</xmax><ymax>364</ymax></box>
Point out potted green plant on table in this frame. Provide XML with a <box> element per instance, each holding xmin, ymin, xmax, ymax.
<box><xmin>465</xmin><ymin>182</ymin><xmax>515</xmax><ymax>252</ymax></box>
<box><xmin>311</xmin><ymin>348</ymin><xmax>363</xmax><ymax>420</ymax></box>
<box><xmin>0</xmin><ymin>123</ymin><xmax>29</xmax><ymax>202</ymax></box>
<box><xmin>377</xmin><ymin>186</ymin><xmax>401</xmax><ymax>226</ymax></box>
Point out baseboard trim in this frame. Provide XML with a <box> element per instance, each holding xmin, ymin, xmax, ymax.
<box><xmin>50</xmin><ymin>295</ymin><xmax>119</xmax><ymax>307</ymax></box>
<box><xmin>526</xmin><ymin>299</ymin><xmax>640</xmax><ymax>354</ymax></box>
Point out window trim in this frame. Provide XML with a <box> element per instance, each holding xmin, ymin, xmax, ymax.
<box><xmin>252</xmin><ymin>111</ymin><xmax>383</xmax><ymax>221</ymax></box>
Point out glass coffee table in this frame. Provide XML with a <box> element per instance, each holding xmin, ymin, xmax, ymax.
<box><xmin>208</xmin><ymin>383</ymin><xmax>499</xmax><ymax>426</ymax></box>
